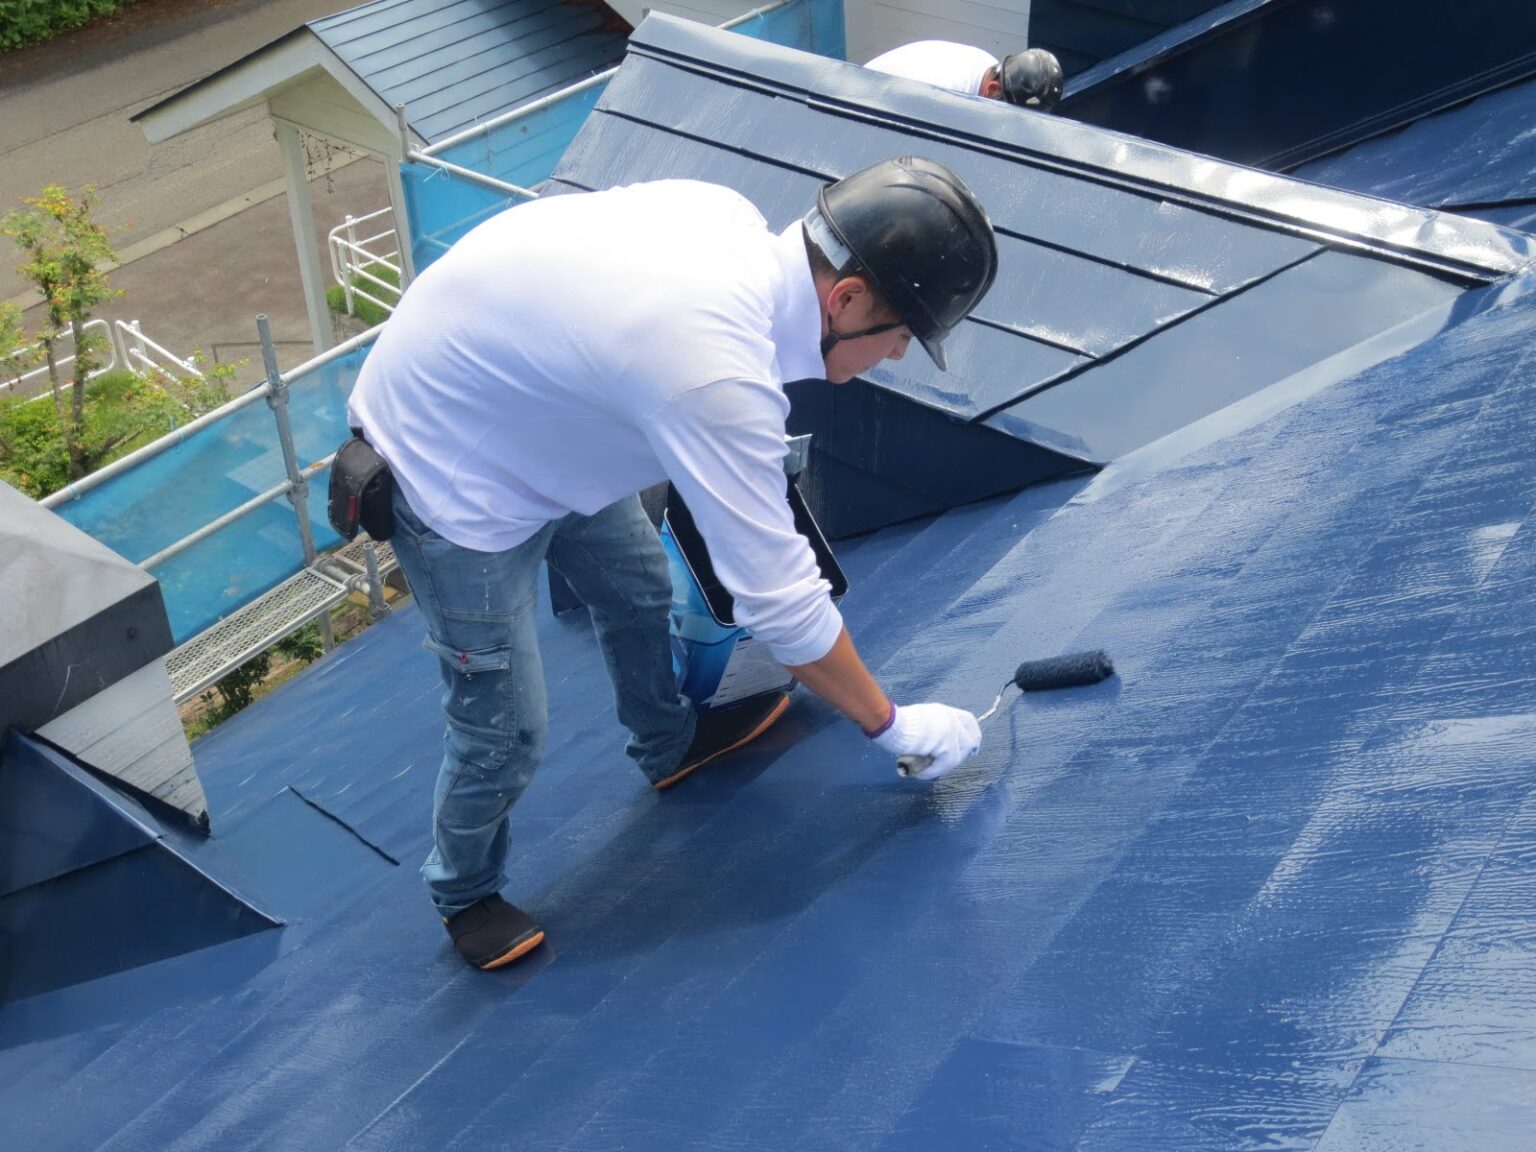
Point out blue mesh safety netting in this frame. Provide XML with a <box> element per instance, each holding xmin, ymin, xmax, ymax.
<box><xmin>52</xmin><ymin>346</ymin><xmax>369</xmax><ymax>643</ymax></box>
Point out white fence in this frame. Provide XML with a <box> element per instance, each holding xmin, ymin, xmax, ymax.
<box><xmin>115</xmin><ymin>320</ymin><xmax>204</xmax><ymax>381</ymax></box>
<box><xmin>2</xmin><ymin>317</ymin><xmax>118</xmax><ymax>397</ymax></box>
<box><xmin>2</xmin><ymin>318</ymin><xmax>201</xmax><ymax>401</ymax></box>
<box><xmin>328</xmin><ymin>208</ymin><xmax>402</xmax><ymax>318</ymax></box>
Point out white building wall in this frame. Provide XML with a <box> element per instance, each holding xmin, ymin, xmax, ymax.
<box><xmin>844</xmin><ymin>0</ymin><xmax>1032</xmax><ymax>66</ymax></box>
<box><xmin>605</xmin><ymin>1</ymin><xmax>1033</xmax><ymax>65</ymax></box>
<box><xmin>605</xmin><ymin>1</ymin><xmax>754</xmax><ymax>30</ymax></box>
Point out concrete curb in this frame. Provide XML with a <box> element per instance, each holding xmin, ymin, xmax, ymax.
<box><xmin>4</xmin><ymin>178</ymin><xmax>289</xmax><ymax>313</ymax></box>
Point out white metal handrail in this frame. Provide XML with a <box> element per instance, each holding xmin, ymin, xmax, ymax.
<box><xmin>328</xmin><ymin>209</ymin><xmax>403</xmax><ymax>317</ymax></box>
<box><xmin>116</xmin><ymin>320</ymin><xmax>204</xmax><ymax>380</ymax></box>
<box><xmin>2</xmin><ymin>317</ymin><xmax>118</xmax><ymax>397</ymax></box>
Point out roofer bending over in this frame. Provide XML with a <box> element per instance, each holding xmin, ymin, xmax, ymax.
<box><xmin>865</xmin><ymin>41</ymin><xmax>1065</xmax><ymax>111</ymax></box>
<box><xmin>346</xmin><ymin>157</ymin><xmax>998</xmax><ymax>971</ymax></box>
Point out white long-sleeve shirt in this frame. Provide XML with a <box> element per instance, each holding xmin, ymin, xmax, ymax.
<box><xmin>348</xmin><ymin>180</ymin><xmax>844</xmax><ymax>666</ymax></box>
<box><xmin>864</xmin><ymin>40</ymin><xmax>999</xmax><ymax>96</ymax></box>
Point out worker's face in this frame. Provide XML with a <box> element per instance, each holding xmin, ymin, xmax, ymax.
<box><xmin>821</xmin><ymin>276</ymin><xmax>913</xmax><ymax>383</ymax></box>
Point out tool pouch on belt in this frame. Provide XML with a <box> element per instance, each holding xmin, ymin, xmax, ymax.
<box><xmin>327</xmin><ymin>432</ymin><xmax>395</xmax><ymax>542</ymax></box>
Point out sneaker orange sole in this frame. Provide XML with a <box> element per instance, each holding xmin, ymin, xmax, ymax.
<box><xmin>652</xmin><ymin>694</ymin><xmax>792</xmax><ymax>790</ymax></box>
<box><xmin>479</xmin><ymin>929</ymin><xmax>546</xmax><ymax>970</ymax></box>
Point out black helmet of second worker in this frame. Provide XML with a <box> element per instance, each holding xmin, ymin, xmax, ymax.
<box><xmin>809</xmin><ymin>156</ymin><xmax>998</xmax><ymax>371</ymax></box>
<box><xmin>1000</xmin><ymin>49</ymin><xmax>1064</xmax><ymax>110</ymax></box>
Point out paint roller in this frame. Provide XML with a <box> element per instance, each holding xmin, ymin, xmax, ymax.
<box><xmin>896</xmin><ymin>649</ymin><xmax>1116</xmax><ymax>777</ymax></box>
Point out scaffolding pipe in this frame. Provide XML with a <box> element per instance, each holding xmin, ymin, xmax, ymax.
<box><xmin>40</xmin><ymin>327</ymin><xmax>380</xmax><ymax>510</ymax></box>
<box><xmin>138</xmin><ymin>479</ymin><xmax>293</xmax><ymax>572</ymax></box>
<box><xmin>260</xmin><ymin>315</ymin><xmax>332</xmax><ymax>651</ymax></box>
<box><xmin>404</xmin><ymin>151</ymin><xmax>539</xmax><ymax>198</ymax></box>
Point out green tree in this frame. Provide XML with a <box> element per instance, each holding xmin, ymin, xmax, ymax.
<box><xmin>2</xmin><ymin>184</ymin><xmax>119</xmax><ymax>481</ymax></box>
<box><xmin>0</xmin><ymin>301</ymin><xmax>32</xmax><ymax>387</ymax></box>
<box><xmin>0</xmin><ymin>359</ymin><xmax>238</xmax><ymax>499</ymax></box>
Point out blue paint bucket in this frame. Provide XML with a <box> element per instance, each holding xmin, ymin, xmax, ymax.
<box><xmin>661</xmin><ymin>480</ymin><xmax>847</xmax><ymax>711</ymax></box>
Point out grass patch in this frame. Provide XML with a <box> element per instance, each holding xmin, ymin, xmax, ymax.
<box><xmin>326</xmin><ymin>261</ymin><xmax>400</xmax><ymax>327</ymax></box>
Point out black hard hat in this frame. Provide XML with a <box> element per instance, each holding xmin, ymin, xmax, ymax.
<box><xmin>815</xmin><ymin>156</ymin><xmax>998</xmax><ymax>371</ymax></box>
<box><xmin>1000</xmin><ymin>49</ymin><xmax>1064</xmax><ymax>110</ymax></box>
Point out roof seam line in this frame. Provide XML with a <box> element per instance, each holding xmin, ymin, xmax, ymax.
<box><xmin>989</xmin><ymin>225</ymin><xmax>1225</xmax><ymax>296</ymax></box>
<box><xmin>970</xmin><ymin>248</ymin><xmax>1324</xmax><ymax>423</ymax></box>
<box><xmin>287</xmin><ymin>786</ymin><xmax>401</xmax><ymax>866</ymax></box>
<box><xmin>964</xmin><ymin>315</ymin><xmax>1095</xmax><ymax>358</ymax></box>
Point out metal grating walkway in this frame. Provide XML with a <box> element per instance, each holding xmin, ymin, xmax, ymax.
<box><xmin>166</xmin><ymin>538</ymin><xmax>397</xmax><ymax>703</ymax></box>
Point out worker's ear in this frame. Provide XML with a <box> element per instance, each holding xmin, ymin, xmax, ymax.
<box><xmin>979</xmin><ymin>74</ymin><xmax>1004</xmax><ymax>100</ymax></box>
<box><xmin>825</xmin><ymin>275</ymin><xmax>876</xmax><ymax>322</ymax></box>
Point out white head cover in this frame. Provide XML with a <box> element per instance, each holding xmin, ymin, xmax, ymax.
<box><xmin>864</xmin><ymin>40</ymin><xmax>1000</xmax><ymax>97</ymax></box>
<box><xmin>803</xmin><ymin>205</ymin><xmax>853</xmax><ymax>270</ymax></box>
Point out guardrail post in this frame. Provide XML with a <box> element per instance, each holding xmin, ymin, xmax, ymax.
<box><xmin>362</xmin><ymin>541</ymin><xmax>389</xmax><ymax>620</ymax></box>
<box><xmin>341</xmin><ymin>215</ymin><xmax>358</xmax><ymax>316</ymax></box>
<box><xmin>259</xmin><ymin>313</ymin><xmax>334</xmax><ymax>651</ymax></box>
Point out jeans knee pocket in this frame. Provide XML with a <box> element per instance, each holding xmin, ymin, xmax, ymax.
<box><xmin>423</xmin><ymin>636</ymin><xmax>512</xmax><ymax>679</ymax></box>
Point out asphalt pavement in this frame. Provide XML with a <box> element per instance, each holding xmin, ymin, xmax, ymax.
<box><xmin>0</xmin><ymin>0</ymin><xmax>391</xmax><ymax>387</ymax></box>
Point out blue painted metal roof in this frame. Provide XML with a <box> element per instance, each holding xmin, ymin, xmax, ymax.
<box><xmin>6</xmin><ymin>267</ymin><xmax>1535</xmax><ymax>1146</ymax></box>
<box><xmin>1293</xmin><ymin>74</ymin><xmax>1536</xmax><ymax>235</ymax></box>
<box><xmin>8</xmin><ymin>14</ymin><xmax>1536</xmax><ymax>1151</ymax></box>
<box><xmin>1058</xmin><ymin>0</ymin><xmax>1536</xmax><ymax>173</ymax></box>
<box><xmin>1027</xmin><ymin>0</ymin><xmax>1229</xmax><ymax>76</ymax></box>
<box><xmin>553</xmin><ymin>17</ymin><xmax>1530</xmax><ymax>474</ymax></box>
<box><xmin>310</xmin><ymin>0</ymin><xmax>629</xmax><ymax>143</ymax></box>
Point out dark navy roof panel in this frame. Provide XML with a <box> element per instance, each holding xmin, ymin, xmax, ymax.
<box><xmin>581</xmin><ymin>50</ymin><xmax>1322</xmax><ymax>295</ymax></box>
<box><xmin>552</xmin><ymin>15</ymin><xmax>1532</xmax><ymax>457</ymax></box>
<box><xmin>1027</xmin><ymin>0</ymin><xmax>1230</xmax><ymax>74</ymax></box>
<box><xmin>1293</xmin><ymin>74</ymin><xmax>1536</xmax><ymax>217</ymax></box>
<box><xmin>1059</xmin><ymin>0</ymin><xmax>1536</xmax><ymax>174</ymax></box>
<box><xmin>987</xmin><ymin>248</ymin><xmax>1466</xmax><ymax>460</ymax></box>
<box><xmin>310</xmin><ymin>0</ymin><xmax>629</xmax><ymax>144</ymax></box>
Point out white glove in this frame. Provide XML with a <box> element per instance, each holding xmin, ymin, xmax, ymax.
<box><xmin>872</xmin><ymin>703</ymin><xmax>982</xmax><ymax>781</ymax></box>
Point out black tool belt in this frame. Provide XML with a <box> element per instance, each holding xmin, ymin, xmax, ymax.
<box><xmin>327</xmin><ymin>429</ymin><xmax>396</xmax><ymax>542</ymax></box>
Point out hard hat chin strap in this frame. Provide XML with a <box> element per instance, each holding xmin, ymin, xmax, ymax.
<box><xmin>821</xmin><ymin>318</ymin><xmax>905</xmax><ymax>359</ymax></box>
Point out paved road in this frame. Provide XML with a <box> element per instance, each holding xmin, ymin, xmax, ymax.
<box><xmin>0</xmin><ymin>0</ymin><xmax>389</xmax><ymax>383</ymax></box>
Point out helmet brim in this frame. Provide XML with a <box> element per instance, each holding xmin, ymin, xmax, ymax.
<box><xmin>918</xmin><ymin>331</ymin><xmax>948</xmax><ymax>371</ymax></box>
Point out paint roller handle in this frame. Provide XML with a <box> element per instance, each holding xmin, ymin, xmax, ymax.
<box><xmin>874</xmin><ymin>703</ymin><xmax>982</xmax><ymax>781</ymax></box>
<box><xmin>895</xmin><ymin>651</ymin><xmax>1116</xmax><ymax>778</ymax></box>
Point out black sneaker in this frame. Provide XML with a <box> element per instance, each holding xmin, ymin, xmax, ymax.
<box><xmin>444</xmin><ymin>894</ymin><xmax>545</xmax><ymax>969</ymax></box>
<box><xmin>652</xmin><ymin>691</ymin><xmax>792</xmax><ymax>790</ymax></box>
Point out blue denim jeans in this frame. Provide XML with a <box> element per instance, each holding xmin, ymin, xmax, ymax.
<box><xmin>389</xmin><ymin>486</ymin><xmax>696</xmax><ymax>915</ymax></box>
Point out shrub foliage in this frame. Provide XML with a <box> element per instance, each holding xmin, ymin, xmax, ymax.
<box><xmin>1</xmin><ymin>1</ymin><xmax>138</xmax><ymax>51</ymax></box>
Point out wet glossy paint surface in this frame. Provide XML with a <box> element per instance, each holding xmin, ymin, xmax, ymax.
<box><xmin>4</xmin><ymin>266</ymin><xmax>1535</xmax><ymax>1151</ymax></box>
<box><xmin>1294</xmin><ymin>74</ymin><xmax>1536</xmax><ymax>220</ymax></box>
